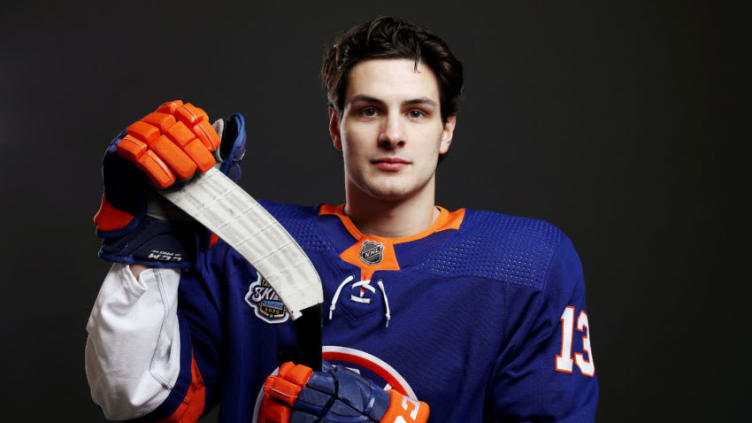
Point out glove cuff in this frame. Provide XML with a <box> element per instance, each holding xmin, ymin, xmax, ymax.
<box><xmin>94</xmin><ymin>194</ymin><xmax>140</xmax><ymax>237</ymax></box>
<box><xmin>98</xmin><ymin>215</ymin><xmax>201</xmax><ymax>269</ymax></box>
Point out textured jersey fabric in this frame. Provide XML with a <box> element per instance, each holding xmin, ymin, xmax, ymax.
<box><xmin>101</xmin><ymin>200</ymin><xmax>598</xmax><ymax>422</ymax></box>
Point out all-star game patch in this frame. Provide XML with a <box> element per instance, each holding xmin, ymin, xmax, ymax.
<box><xmin>360</xmin><ymin>240</ymin><xmax>384</xmax><ymax>265</ymax></box>
<box><xmin>245</xmin><ymin>272</ymin><xmax>290</xmax><ymax>323</ymax></box>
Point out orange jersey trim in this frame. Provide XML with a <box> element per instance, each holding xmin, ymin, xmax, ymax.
<box><xmin>319</xmin><ymin>204</ymin><xmax>464</xmax><ymax>244</ymax></box>
<box><xmin>338</xmin><ymin>239</ymin><xmax>400</xmax><ymax>281</ymax></box>
<box><xmin>156</xmin><ymin>353</ymin><xmax>206</xmax><ymax>423</ymax></box>
<box><xmin>319</xmin><ymin>204</ymin><xmax>465</xmax><ymax>280</ymax></box>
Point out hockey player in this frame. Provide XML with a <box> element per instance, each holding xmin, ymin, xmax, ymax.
<box><xmin>86</xmin><ymin>16</ymin><xmax>598</xmax><ymax>422</ymax></box>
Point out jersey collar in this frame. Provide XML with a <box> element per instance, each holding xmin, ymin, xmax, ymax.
<box><xmin>319</xmin><ymin>204</ymin><xmax>464</xmax><ymax>244</ymax></box>
<box><xmin>318</xmin><ymin>203</ymin><xmax>465</xmax><ymax>280</ymax></box>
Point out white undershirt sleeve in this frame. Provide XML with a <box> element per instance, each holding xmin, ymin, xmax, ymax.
<box><xmin>85</xmin><ymin>263</ymin><xmax>182</xmax><ymax>420</ymax></box>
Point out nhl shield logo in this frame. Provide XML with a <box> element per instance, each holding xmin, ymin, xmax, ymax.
<box><xmin>359</xmin><ymin>240</ymin><xmax>384</xmax><ymax>265</ymax></box>
<box><xmin>245</xmin><ymin>272</ymin><xmax>289</xmax><ymax>324</ymax></box>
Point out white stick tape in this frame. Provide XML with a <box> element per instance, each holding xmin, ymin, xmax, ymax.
<box><xmin>160</xmin><ymin>168</ymin><xmax>323</xmax><ymax>319</ymax></box>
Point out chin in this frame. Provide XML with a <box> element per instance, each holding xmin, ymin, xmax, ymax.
<box><xmin>362</xmin><ymin>177</ymin><xmax>428</xmax><ymax>202</ymax></box>
<box><xmin>363</xmin><ymin>185</ymin><xmax>413</xmax><ymax>201</ymax></box>
<box><xmin>371</xmin><ymin>191</ymin><xmax>413</xmax><ymax>202</ymax></box>
<box><xmin>349</xmin><ymin>176</ymin><xmax>408</xmax><ymax>201</ymax></box>
<box><xmin>348</xmin><ymin>171</ymin><xmax>432</xmax><ymax>202</ymax></box>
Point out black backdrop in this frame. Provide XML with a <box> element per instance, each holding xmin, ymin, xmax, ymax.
<box><xmin>0</xmin><ymin>1</ymin><xmax>740</xmax><ymax>421</ymax></box>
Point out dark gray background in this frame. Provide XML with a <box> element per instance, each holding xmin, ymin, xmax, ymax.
<box><xmin>0</xmin><ymin>1</ymin><xmax>741</xmax><ymax>421</ymax></box>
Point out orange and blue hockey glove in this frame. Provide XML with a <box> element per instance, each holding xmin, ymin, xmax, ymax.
<box><xmin>259</xmin><ymin>361</ymin><xmax>429</xmax><ymax>423</ymax></box>
<box><xmin>94</xmin><ymin>100</ymin><xmax>246</xmax><ymax>267</ymax></box>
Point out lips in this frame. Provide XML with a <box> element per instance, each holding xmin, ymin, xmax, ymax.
<box><xmin>371</xmin><ymin>157</ymin><xmax>411</xmax><ymax>171</ymax></box>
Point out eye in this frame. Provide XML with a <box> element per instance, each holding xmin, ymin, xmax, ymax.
<box><xmin>408</xmin><ymin>109</ymin><xmax>426</xmax><ymax>119</ymax></box>
<box><xmin>359</xmin><ymin>107</ymin><xmax>379</xmax><ymax>117</ymax></box>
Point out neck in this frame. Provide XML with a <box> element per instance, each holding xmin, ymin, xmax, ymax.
<box><xmin>344</xmin><ymin>177</ymin><xmax>439</xmax><ymax>238</ymax></box>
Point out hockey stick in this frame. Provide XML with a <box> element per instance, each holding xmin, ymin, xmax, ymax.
<box><xmin>159</xmin><ymin>168</ymin><xmax>323</xmax><ymax>370</ymax></box>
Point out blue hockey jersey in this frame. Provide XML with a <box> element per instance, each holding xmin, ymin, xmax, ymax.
<box><xmin>142</xmin><ymin>201</ymin><xmax>598</xmax><ymax>422</ymax></box>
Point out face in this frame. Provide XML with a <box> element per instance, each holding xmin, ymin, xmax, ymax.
<box><xmin>329</xmin><ymin>58</ymin><xmax>456</xmax><ymax>202</ymax></box>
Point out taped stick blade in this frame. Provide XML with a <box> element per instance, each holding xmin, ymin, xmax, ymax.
<box><xmin>159</xmin><ymin>168</ymin><xmax>324</xmax><ymax>319</ymax></box>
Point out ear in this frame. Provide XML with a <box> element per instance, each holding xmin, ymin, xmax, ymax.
<box><xmin>328</xmin><ymin>107</ymin><xmax>342</xmax><ymax>151</ymax></box>
<box><xmin>439</xmin><ymin>115</ymin><xmax>456</xmax><ymax>155</ymax></box>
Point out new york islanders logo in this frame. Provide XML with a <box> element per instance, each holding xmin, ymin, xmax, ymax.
<box><xmin>360</xmin><ymin>240</ymin><xmax>384</xmax><ymax>265</ymax></box>
<box><xmin>245</xmin><ymin>272</ymin><xmax>289</xmax><ymax>323</ymax></box>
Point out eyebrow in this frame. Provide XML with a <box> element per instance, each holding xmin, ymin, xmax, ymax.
<box><xmin>348</xmin><ymin>95</ymin><xmax>438</xmax><ymax>108</ymax></box>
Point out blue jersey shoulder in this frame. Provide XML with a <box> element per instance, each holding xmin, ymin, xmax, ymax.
<box><xmin>256</xmin><ymin>199</ymin><xmax>332</xmax><ymax>253</ymax></box>
<box><xmin>418</xmin><ymin>209</ymin><xmax>567</xmax><ymax>290</ymax></box>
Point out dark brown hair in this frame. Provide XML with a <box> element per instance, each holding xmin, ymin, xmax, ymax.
<box><xmin>322</xmin><ymin>16</ymin><xmax>464</xmax><ymax>124</ymax></box>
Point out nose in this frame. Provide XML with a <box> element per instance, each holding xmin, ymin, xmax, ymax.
<box><xmin>377</xmin><ymin>111</ymin><xmax>405</xmax><ymax>149</ymax></box>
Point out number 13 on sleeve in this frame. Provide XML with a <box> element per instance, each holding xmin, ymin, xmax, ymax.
<box><xmin>555</xmin><ymin>306</ymin><xmax>595</xmax><ymax>377</ymax></box>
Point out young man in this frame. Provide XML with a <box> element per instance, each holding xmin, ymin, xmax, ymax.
<box><xmin>86</xmin><ymin>17</ymin><xmax>598</xmax><ymax>422</ymax></box>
